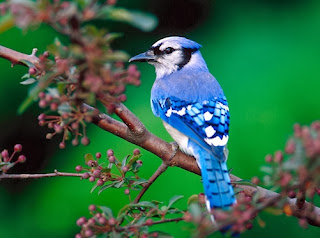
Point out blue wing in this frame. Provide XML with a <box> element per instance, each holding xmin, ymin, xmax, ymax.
<box><xmin>152</xmin><ymin>96</ymin><xmax>230</xmax><ymax>158</ymax></box>
<box><xmin>152</xmin><ymin>96</ymin><xmax>235</xmax><ymax>208</ymax></box>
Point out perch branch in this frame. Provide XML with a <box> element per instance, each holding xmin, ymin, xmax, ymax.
<box><xmin>0</xmin><ymin>45</ymin><xmax>319</xmax><ymax>227</ymax></box>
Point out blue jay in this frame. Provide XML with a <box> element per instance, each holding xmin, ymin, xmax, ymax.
<box><xmin>129</xmin><ymin>36</ymin><xmax>236</xmax><ymax>210</ymax></box>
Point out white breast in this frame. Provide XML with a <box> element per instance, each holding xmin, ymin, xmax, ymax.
<box><xmin>162</xmin><ymin>121</ymin><xmax>195</xmax><ymax>157</ymax></box>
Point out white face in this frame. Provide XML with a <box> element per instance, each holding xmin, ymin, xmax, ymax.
<box><xmin>149</xmin><ymin>42</ymin><xmax>186</xmax><ymax>78</ymax></box>
<box><xmin>131</xmin><ymin>36</ymin><xmax>207</xmax><ymax>79</ymax></box>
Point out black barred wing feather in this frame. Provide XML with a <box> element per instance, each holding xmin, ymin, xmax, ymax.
<box><xmin>158</xmin><ymin>96</ymin><xmax>230</xmax><ymax>151</ymax></box>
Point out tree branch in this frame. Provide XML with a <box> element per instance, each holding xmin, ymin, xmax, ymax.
<box><xmin>0</xmin><ymin>44</ymin><xmax>319</xmax><ymax>227</ymax></box>
<box><xmin>134</xmin><ymin>162</ymin><xmax>169</xmax><ymax>203</ymax></box>
<box><xmin>0</xmin><ymin>170</ymin><xmax>83</xmax><ymax>179</ymax></box>
<box><xmin>0</xmin><ymin>45</ymin><xmax>39</xmax><ymax>68</ymax></box>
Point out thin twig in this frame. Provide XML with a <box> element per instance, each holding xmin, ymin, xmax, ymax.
<box><xmin>134</xmin><ymin>162</ymin><xmax>169</xmax><ymax>203</ymax></box>
<box><xmin>116</xmin><ymin>217</ymin><xmax>183</xmax><ymax>233</ymax></box>
<box><xmin>0</xmin><ymin>170</ymin><xmax>83</xmax><ymax>179</ymax></box>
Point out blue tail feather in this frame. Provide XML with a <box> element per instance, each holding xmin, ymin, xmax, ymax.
<box><xmin>196</xmin><ymin>149</ymin><xmax>235</xmax><ymax>209</ymax></box>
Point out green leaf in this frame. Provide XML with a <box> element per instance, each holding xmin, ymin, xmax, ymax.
<box><xmin>17</xmin><ymin>71</ymin><xmax>57</xmax><ymax>115</ymax></box>
<box><xmin>167</xmin><ymin>208</ymin><xmax>183</xmax><ymax>215</ymax></box>
<box><xmin>90</xmin><ymin>184</ymin><xmax>98</xmax><ymax>193</ymax></box>
<box><xmin>17</xmin><ymin>93</ymin><xmax>36</xmax><ymax>115</ymax></box>
<box><xmin>17</xmin><ymin>79</ymin><xmax>43</xmax><ymax>115</ymax></box>
<box><xmin>100</xmin><ymin>206</ymin><xmax>114</xmax><ymax>218</ymax></box>
<box><xmin>105</xmin><ymin>50</ymin><xmax>129</xmax><ymax>62</ymax></box>
<box><xmin>187</xmin><ymin>194</ymin><xmax>199</xmax><ymax>205</ymax></box>
<box><xmin>18</xmin><ymin>59</ymin><xmax>35</xmax><ymax>69</ymax></box>
<box><xmin>232</xmin><ymin>179</ymin><xmax>257</xmax><ymax>188</ymax></box>
<box><xmin>21</xmin><ymin>73</ymin><xmax>30</xmax><ymax>79</ymax></box>
<box><xmin>151</xmin><ymin>200</ymin><xmax>163</xmax><ymax>205</ymax></box>
<box><xmin>20</xmin><ymin>78</ymin><xmax>37</xmax><ymax>85</ymax></box>
<box><xmin>260</xmin><ymin>166</ymin><xmax>273</xmax><ymax>174</ymax></box>
<box><xmin>160</xmin><ymin>206</ymin><xmax>167</xmax><ymax>211</ymax></box>
<box><xmin>98</xmin><ymin>181</ymin><xmax>117</xmax><ymax>195</ymax></box>
<box><xmin>135</xmin><ymin>217</ymin><xmax>147</xmax><ymax>225</ymax></box>
<box><xmin>233</xmin><ymin>187</ymin><xmax>244</xmax><ymax>194</ymax></box>
<box><xmin>58</xmin><ymin>102</ymin><xmax>72</xmax><ymax>115</ymax></box>
<box><xmin>46</xmin><ymin>87</ymin><xmax>60</xmax><ymax>97</ymax></box>
<box><xmin>84</xmin><ymin>153</ymin><xmax>94</xmax><ymax>164</ymax></box>
<box><xmin>105</xmin><ymin>33</ymin><xmax>123</xmax><ymax>42</ymax></box>
<box><xmin>188</xmin><ymin>203</ymin><xmax>201</xmax><ymax>218</ymax></box>
<box><xmin>113</xmin><ymin>180</ymin><xmax>125</xmax><ymax>188</ymax></box>
<box><xmin>101</xmin><ymin>167</ymin><xmax>111</xmax><ymax>173</ymax></box>
<box><xmin>0</xmin><ymin>162</ymin><xmax>11</xmax><ymax>168</ymax></box>
<box><xmin>107</xmin><ymin>162</ymin><xmax>113</xmax><ymax>169</ymax></box>
<box><xmin>167</xmin><ymin>195</ymin><xmax>184</xmax><ymax>209</ymax></box>
<box><xmin>56</xmin><ymin>82</ymin><xmax>66</xmax><ymax>95</ymax></box>
<box><xmin>117</xmin><ymin>204</ymin><xmax>130</xmax><ymax>217</ymax></box>
<box><xmin>257</xmin><ymin>216</ymin><xmax>266</xmax><ymax>228</ymax></box>
<box><xmin>136</xmin><ymin>201</ymin><xmax>157</xmax><ymax>209</ymax></box>
<box><xmin>121</xmin><ymin>155</ymin><xmax>130</xmax><ymax>169</ymax></box>
<box><xmin>264</xmin><ymin>207</ymin><xmax>283</xmax><ymax>215</ymax></box>
<box><xmin>112</xmin><ymin>230</ymin><xmax>121</xmax><ymax>238</ymax></box>
<box><xmin>0</xmin><ymin>13</ymin><xmax>14</xmax><ymax>34</ymax></box>
<box><xmin>132</xmin><ymin>178</ymin><xmax>148</xmax><ymax>186</ymax></box>
<box><xmin>0</xmin><ymin>162</ymin><xmax>14</xmax><ymax>171</ymax></box>
<box><xmin>263</xmin><ymin>175</ymin><xmax>273</xmax><ymax>186</ymax></box>
<box><xmin>127</xmin><ymin>154</ymin><xmax>142</xmax><ymax>167</ymax></box>
<box><xmin>147</xmin><ymin>209</ymin><xmax>160</xmax><ymax>218</ymax></box>
<box><xmin>96</xmin><ymin>7</ymin><xmax>158</xmax><ymax>32</ymax></box>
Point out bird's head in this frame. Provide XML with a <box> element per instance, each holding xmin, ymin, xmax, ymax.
<box><xmin>129</xmin><ymin>36</ymin><xmax>208</xmax><ymax>78</ymax></box>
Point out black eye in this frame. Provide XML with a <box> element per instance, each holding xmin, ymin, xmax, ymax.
<box><xmin>164</xmin><ymin>47</ymin><xmax>175</xmax><ymax>54</ymax></box>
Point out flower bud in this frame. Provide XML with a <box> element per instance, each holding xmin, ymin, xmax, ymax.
<box><xmin>76</xmin><ymin>217</ymin><xmax>87</xmax><ymax>226</ymax></box>
<box><xmin>107</xmin><ymin>149</ymin><xmax>114</xmax><ymax>157</ymax></box>
<box><xmin>17</xmin><ymin>155</ymin><xmax>26</xmax><ymax>163</ymax></box>
<box><xmin>133</xmin><ymin>148</ymin><xmax>140</xmax><ymax>155</ymax></box>
<box><xmin>75</xmin><ymin>165</ymin><xmax>82</xmax><ymax>172</ymax></box>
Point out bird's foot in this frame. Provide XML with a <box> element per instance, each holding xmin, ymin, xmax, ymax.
<box><xmin>169</xmin><ymin>141</ymin><xmax>179</xmax><ymax>161</ymax></box>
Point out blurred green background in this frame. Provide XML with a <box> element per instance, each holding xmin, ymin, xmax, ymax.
<box><xmin>0</xmin><ymin>0</ymin><xmax>320</xmax><ymax>237</ymax></box>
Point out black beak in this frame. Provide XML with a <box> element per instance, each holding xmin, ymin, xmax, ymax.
<box><xmin>129</xmin><ymin>51</ymin><xmax>156</xmax><ymax>63</ymax></box>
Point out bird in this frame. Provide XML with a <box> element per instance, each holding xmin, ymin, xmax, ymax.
<box><xmin>129</xmin><ymin>36</ymin><xmax>236</xmax><ymax>211</ymax></box>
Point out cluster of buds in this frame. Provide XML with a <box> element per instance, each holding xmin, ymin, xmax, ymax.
<box><xmin>76</xmin><ymin>191</ymin><xmax>185</xmax><ymax>238</ymax></box>
<box><xmin>3</xmin><ymin>0</ymin><xmax>143</xmax><ymax>148</ymax></box>
<box><xmin>75</xmin><ymin>204</ymin><xmax>160</xmax><ymax>238</ymax></box>
<box><xmin>0</xmin><ymin>0</ymin><xmax>119</xmax><ymax>30</ymax></box>
<box><xmin>224</xmin><ymin>192</ymin><xmax>255</xmax><ymax>233</ymax></box>
<box><xmin>0</xmin><ymin>144</ymin><xmax>26</xmax><ymax>173</ymax></box>
<box><xmin>76</xmin><ymin>149</ymin><xmax>144</xmax><ymax>195</ymax></box>
<box><xmin>263</xmin><ymin>122</ymin><xmax>320</xmax><ymax>198</ymax></box>
<box><xmin>259</xmin><ymin>121</ymin><xmax>320</xmax><ymax>229</ymax></box>
<box><xmin>38</xmin><ymin>105</ymin><xmax>94</xmax><ymax>149</ymax></box>
<box><xmin>294</xmin><ymin>121</ymin><xmax>320</xmax><ymax>158</ymax></box>
<box><xmin>75</xmin><ymin>205</ymin><xmax>118</xmax><ymax>238</ymax></box>
<box><xmin>184</xmin><ymin>193</ymin><xmax>255</xmax><ymax>236</ymax></box>
<box><xmin>83</xmin><ymin>63</ymin><xmax>141</xmax><ymax>114</ymax></box>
